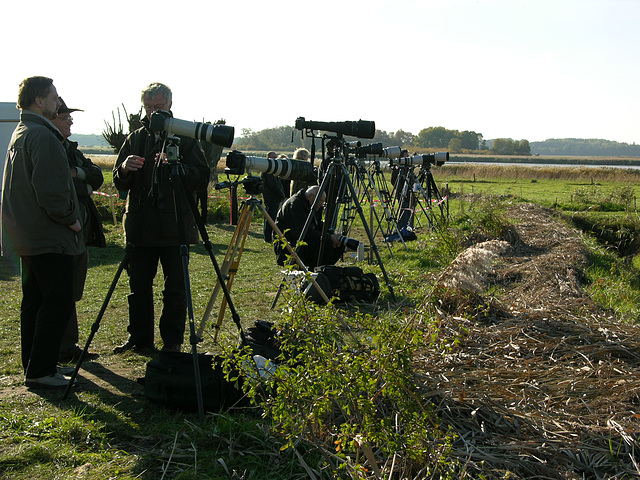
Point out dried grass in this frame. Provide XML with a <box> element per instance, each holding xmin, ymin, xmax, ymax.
<box><xmin>418</xmin><ymin>203</ymin><xmax>640</xmax><ymax>479</ymax></box>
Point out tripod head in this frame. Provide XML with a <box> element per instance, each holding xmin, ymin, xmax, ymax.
<box><xmin>163</xmin><ymin>135</ymin><xmax>181</xmax><ymax>164</ymax></box>
<box><xmin>215</xmin><ymin>174</ymin><xmax>263</xmax><ymax>196</ymax></box>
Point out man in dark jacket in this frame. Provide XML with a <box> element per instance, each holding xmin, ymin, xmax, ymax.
<box><xmin>52</xmin><ymin>98</ymin><xmax>104</xmax><ymax>363</ymax></box>
<box><xmin>113</xmin><ymin>83</ymin><xmax>209</xmax><ymax>354</ymax></box>
<box><xmin>1</xmin><ymin>76</ymin><xmax>83</xmax><ymax>389</ymax></box>
<box><xmin>274</xmin><ymin>185</ymin><xmax>345</xmax><ymax>270</ymax></box>
<box><xmin>261</xmin><ymin>151</ymin><xmax>290</xmax><ymax>243</ymax></box>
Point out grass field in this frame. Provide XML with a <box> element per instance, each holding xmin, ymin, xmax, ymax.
<box><xmin>1</xmin><ymin>160</ymin><xmax>639</xmax><ymax>478</ymax></box>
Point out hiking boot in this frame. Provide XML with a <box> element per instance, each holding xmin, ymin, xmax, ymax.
<box><xmin>25</xmin><ymin>372</ymin><xmax>77</xmax><ymax>389</ymax></box>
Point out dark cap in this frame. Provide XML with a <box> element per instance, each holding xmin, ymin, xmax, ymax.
<box><xmin>58</xmin><ymin>97</ymin><xmax>83</xmax><ymax>114</ymax></box>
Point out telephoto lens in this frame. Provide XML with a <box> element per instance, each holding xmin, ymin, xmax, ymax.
<box><xmin>338</xmin><ymin>235</ymin><xmax>360</xmax><ymax>251</ymax></box>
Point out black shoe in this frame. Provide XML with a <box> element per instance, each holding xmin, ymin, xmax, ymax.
<box><xmin>161</xmin><ymin>344</ymin><xmax>181</xmax><ymax>353</ymax></box>
<box><xmin>113</xmin><ymin>341</ymin><xmax>156</xmax><ymax>355</ymax></box>
<box><xmin>59</xmin><ymin>345</ymin><xmax>99</xmax><ymax>364</ymax></box>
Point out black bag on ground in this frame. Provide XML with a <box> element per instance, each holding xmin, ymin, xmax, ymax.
<box><xmin>143</xmin><ymin>351</ymin><xmax>245</xmax><ymax>412</ymax></box>
<box><xmin>306</xmin><ymin>265</ymin><xmax>380</xmax><ymax>304</ymax></box>
<box><xmin>244</xmin><ymin>320</ymin><xmax>281</xmax><ymax>360</ymax></box>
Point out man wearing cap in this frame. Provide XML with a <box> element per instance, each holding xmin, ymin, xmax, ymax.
<box><xmin>52</xmin><ymin>98</ymin><xmax>105</xmax><ymax>364</ymax></box>
<box><xmin>1</xmin><ymin>77</ymin><xmax>83</xmax><ymax>389</ymax></box>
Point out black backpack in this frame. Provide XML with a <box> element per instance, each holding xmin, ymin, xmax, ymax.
<box><xmin>305</xmin><ymin>265</ymin><xmax>380</xmax><ymax>304</ymax></box>
<box><xmin>143</xmin><ymin>351</ymin><xmax>246</xmax><ymax>412</ymax></box>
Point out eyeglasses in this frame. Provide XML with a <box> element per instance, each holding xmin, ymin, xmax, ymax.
<box><xmin>144</xmin><ymin>103</ymin><xmax>168</xmax><ymax>111</ymax></box>
<box><xmin>58</xmin><ymin>115</ymin><xmax>73</xmax><ymax>123</ymax></box>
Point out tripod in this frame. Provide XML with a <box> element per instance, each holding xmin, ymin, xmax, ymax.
<box><xmin>352</xmin><ymin>157</ymin><xmax>408</xmax><ymax>254</ymax></box>
<box><xmin>413</xmin><ymin>163</ymin><xmax>448</xmax><ymax>228</ymax></box>
<box><xmin>197</xmin><ymin>185</ymin><xmax>358</xmax><ymax>342</ymax></box>
<box><xmin>299</xmin><ymin>156</ymin><xmax>397</xmax><ymax>302</ymax></box>
<box><xmin>63</xmin><ymin>136</ymin><xmax>247</xmax><ymax>419</ymax></box>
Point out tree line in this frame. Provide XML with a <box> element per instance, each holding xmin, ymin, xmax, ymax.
<box><xmin>102</xmin><ymin>110</ymin><xmax>639</xmax><ymax>158</ymax></box>
<box><xmin>232</xmin><ymin>125</ymin><xmax>532</xmax><ymax>155</ymax></box>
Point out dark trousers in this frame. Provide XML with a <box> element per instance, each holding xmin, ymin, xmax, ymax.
<box><xmin>262</xmin><ymin>200</ymin><xmax>282</xmax><ymax>243</ymax></box>
<box><xmin>20</xmin><ymin>253</ymin><xmax>74</xmax><ymax>378</ymax></box>
<box><xmin>126</xmin><ymin>245</ymin><xmax>186</xmax><ymax>347</ymax></box>
<box><xmin>60</xmin><ymin>250</ymin><xmax>88</xmax><ymax>354</ymax></box>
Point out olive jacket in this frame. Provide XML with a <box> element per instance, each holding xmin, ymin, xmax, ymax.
<box><xmin>1</xmin><ymin>111</ymin><xmax>84</xmax><ymax>257</ymax></box>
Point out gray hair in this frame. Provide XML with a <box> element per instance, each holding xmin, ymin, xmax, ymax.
<box><xmin>141</xmin><ymin>82</ymin><xmax>172</xmax><ymax>104</ymax></box>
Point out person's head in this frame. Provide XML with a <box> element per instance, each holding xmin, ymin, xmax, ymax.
<box><xmin>305</xmin><ymin>185</ymin><xmax>326</xmax><ymax>211</ymax></box>
<box><xmin>325</xmin><ymin>138</ymin><xmax>341</xmax><ymax>158</ymax></box>
<box><xmin>51</xmin><ymin>98</ymin><xmax>82</xmax><ymax>140</ymax></box>
<box><xmin>141</xmin><ymin>82</ymin><xmax>172</xmax><ymax>120</ymax></box>
<box><xmin>293</xmin><ymin>148</ymin><xmax>310</xmax><ymax>161</ymax></box>
<box><xmin>400</xmin><ymin>149</ymin><xmax>409</xmax><ymax>158</ymax></box>
<box><xmin>267</xmin><ymin>151</ymin><xmax>277</xmax><ymax>160</ymax></box>
<box><xmin>17</xmin><ymin>76</ymin><xmax>61</xmax><ymax>120</ymax></box>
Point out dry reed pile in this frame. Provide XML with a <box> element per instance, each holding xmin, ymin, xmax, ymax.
<box><xmin>416</xmin><ymin>203</ymin><xmax>640</xmax><ymax>479</ymax></box>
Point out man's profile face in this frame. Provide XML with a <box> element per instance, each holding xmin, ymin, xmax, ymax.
<box><xmin>39</xmin><ymin>85</ymin><xmax>61</xmax><ymax>121</ymax></box>
<box><xmin>52</xmin><ymin>111</ymin><xmax>72</xmax><ymax>139</ymax></box>
<box><xmin>143</xmin><ymin>92</ymin><xmax>171</xmax><ymax>120</ymax></box>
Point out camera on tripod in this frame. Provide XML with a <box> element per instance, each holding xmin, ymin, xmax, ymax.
<box><xmin>295</xmin><ymin>117</ymin><xmax>376</xmax><ymax>139</ymax></box>
<box><xmin>326</xmin><ymin>229</ymin><xmax>359</xmax><ymax>251</ymax></box>
<box><xmin>150</xmin><ymin>110</ymin><xmax>235</xmax><ymax>147</ymax></box>
<box><xmin>389</xmin><ymin>152</ymin><xmax>449</xmax><ymax>167</ymax></box>
<box><xmin>224</xmin><ymin>150</ymin><xmax>317</xmax><ymax>183</ymax></box>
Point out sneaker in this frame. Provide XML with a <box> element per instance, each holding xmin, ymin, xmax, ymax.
<box><xmin>56</xmin><ymin>364</ymin><xmax>75</xmax><ymax>376</ymax></box>
<box><xmin>25</xmin><ymin>372</ymin><xmax>77</xmax><ymax>389</ymax></box>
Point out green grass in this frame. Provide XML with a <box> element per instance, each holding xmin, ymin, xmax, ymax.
<box><xmin>1</xmin><ymin>163</ymin><xmax>640</xmax><ymax>478</ymax></box>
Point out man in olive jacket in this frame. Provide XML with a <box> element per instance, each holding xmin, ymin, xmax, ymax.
<box><xmin>113</xmin><ymin>82</ymin><xmax>209</xmax><ymax>354</ymax></box>
<box><xmin>1</xmin><ymin>76</ymin><xmax>84</xmax><ymax>389</ymax></box>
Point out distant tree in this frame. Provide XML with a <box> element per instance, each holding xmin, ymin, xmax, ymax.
<box><xmin>390</xmin><ymin>129</ymin><xmax>416</xmax><ymax>147</ymax></box>
<box><xmin>491</xmin><ymin>138</ymin><xmax>515</xmax><ymax>155</ymax></box>
<box><xmin>415</xmin><ymin>126</ymin><xmax>457</xmax><ymax>149</ymax></box>
<box><xmin>448</xmin><ymin>137</ymin><xmax>463</xmax><ymax>153</ymax></box>
<box><xmin>459</xmin><ymin>130</ymin><xmax>481</xmax><ymax>150</ymax></box>
<box><xmin>491</xmin><ymin>138</ymin><xmax>531</xmax><ymax>155</ymax></box>
<box><xmin>516</xmin><ymin>139</ymin><xmax>531</xmax><ymax>155</ymax></box>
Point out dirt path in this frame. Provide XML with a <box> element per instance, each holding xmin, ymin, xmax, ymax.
<box><xmin>415</xmin><ymin>203</ymin><xmax>640</xmax><ymax>478</ymax></box>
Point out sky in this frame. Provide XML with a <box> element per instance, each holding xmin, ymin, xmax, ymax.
<box><xmin>1</xmin><ymin>0</ymin><xmax>638</xmax><ymax>145</ymax></box>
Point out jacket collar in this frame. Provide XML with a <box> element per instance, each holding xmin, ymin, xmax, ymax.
<box><xmin>20</xmin><ymin>110</ymin><xmax>64</xmax><ymax>142</ymax></box>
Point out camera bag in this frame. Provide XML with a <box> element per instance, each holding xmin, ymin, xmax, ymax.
<box><xmin>306</xmin><ymin>265</ymin><xmax>380</xmax><ymax>304</ymax></box>
<box><xmin>143</xmin><ymin>351</ymin><xmax>245</xmax><ymax>412</ymax></box>
<box><xmin>244</xmin><ymin>320</ymin><xmax>281</xmax><ymax>360</ymax></box>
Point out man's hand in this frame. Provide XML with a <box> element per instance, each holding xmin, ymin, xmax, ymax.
<box><xmin>68</xmin><ymin>219</ymin><xmax>81</xmax><ymax>232</ymax></box>
<box><xmin>330</xmin><ymin>233</ymin><xmax>341</xmax><ymax>248</ymax></box>
<box><xmin>120</xmin><ymin>155</ymin><xmax>145</xmax><ymax>175</ymax></box>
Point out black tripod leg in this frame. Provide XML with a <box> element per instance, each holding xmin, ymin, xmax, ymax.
<box><xmin>168</xmin><ymin>165</ymin><xmax>205</xmax><ymax>418</ymax></box>
<box><xmin>63</xmin><ymin>243</ymin><xmax>132</xmax><ymax>399</ymax></box>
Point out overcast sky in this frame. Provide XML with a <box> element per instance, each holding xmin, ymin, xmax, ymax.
<box><xmin>1</xmin><ymin>0</ymin><xmax>638</xmax><ymax>144</ymax></box>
